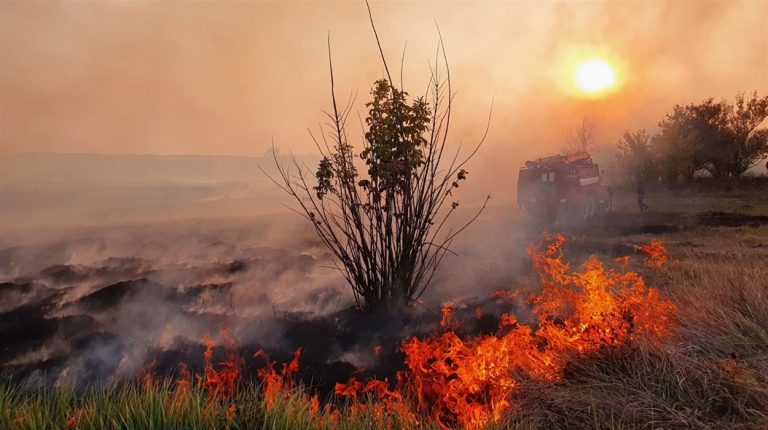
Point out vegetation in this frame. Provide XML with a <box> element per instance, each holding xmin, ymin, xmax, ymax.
<box><xmin>0</xmin><ymin>380</ymin><xmax>436</xmax><ymax>430</ymax></box>
<box><xmin>616</xmin><ymin>91</ymin><xmax>768</xmax><ymax>187</ymax></box>
<box><xmin>270</xmin><ymin>7</ymin><xmax>489</xmax><ymax>311</ymax></box>
<box><xmin>562</xmin><ymin>115</ymin><xmax>597</xmax><ymax>154</ymax></box>
<box><xmin>3</xmin><ymin>200</ymin><xmax>768</xmax><ymax>429</ymax></box>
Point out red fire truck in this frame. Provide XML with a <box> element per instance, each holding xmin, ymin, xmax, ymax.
<box><xmin>517</xmin><ymin>151</ymin><xmax>611</xmax><ymax>222</ymax></box>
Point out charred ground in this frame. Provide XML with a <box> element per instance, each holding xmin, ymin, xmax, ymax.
<box><xmin>1</xmin><ymin>187</ymin><xmax>767</xmax><ymax>428</ymax></box>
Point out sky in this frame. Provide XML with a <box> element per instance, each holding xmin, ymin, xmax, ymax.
<box><xmin>1</xmin><ymin>0</ymin><xmax>767</xmax><ymax>164</ymax></box>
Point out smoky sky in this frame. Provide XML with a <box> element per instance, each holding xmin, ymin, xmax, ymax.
<box><xmin>0</xmin><ymin>0</ymin><xmax>766</xmax><ymax>160</ymax></box>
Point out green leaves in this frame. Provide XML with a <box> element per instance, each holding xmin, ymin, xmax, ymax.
<box><xmin>360</xmin><ymin>79</ymin><xmax>431</xmax><ymax>195</ymax></box>
<box><xmin>315</xmin><ymin>78</ymin><xmax>432</xmax><ymax>202</ymax></box>
<box><xmin>659</xmin><ymin>92</ymin><xmax>768</xmax><ymax>177</ymax></box>
<box><xmin>314</xmin><ymin>157</ymin><xmax>335</xmax><ymax>200</ymax></box>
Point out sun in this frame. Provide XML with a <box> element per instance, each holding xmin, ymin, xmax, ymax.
<box><xmin>574</xmin><ymin>58</ymin><xmax>616</xmax><ymax>94</ymax></box>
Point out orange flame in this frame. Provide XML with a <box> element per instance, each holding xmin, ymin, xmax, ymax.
<box><xmin>152</xmin><ymin>235</ymin><xmax>674</xmax><ymax>430</ymax></box>
<box><xmin>65</xmin><ymin>415</ymin><xmax>78</xmax><ymax>428</ymax></box>
<box><xmin>139</xmin><ymin>360</ymin><xmax>157</xmax><ymax>389</ymax></box>
<box><xmin>356</xmin><ymin>234</ymin><xmax>676</xmax><ymax>430</ymax></box>
<box><xmin>254</xmin><ymin>347</ymin><xmax>302</xmax><ymax>411</ymax></box>
<box><xmin>639</xmin><ymin>240</ymin><xmax>668</xmax><ymax>268</ymax></box>
<box><xmin>613</xmin><ymin>255</ymin><xmax>631</xmax><ymax>266</ymax></box>
<box><xmin>440</xmin><ymin>305</ymin><xmax>458</xmax><ymax>330</ymax></box>
<box><xmin>335</xmin><ymin>374</ymin><xmax>418</xmax><ymax>426</ymax></box>
<box><xmin>198</xmin><ymin>329</ymin><xmax>243</xmax><ymax>402</ymax></box>
<box><xmin>491</xmin><ymin>289</ymin><xmax>521</xmax><ymax>301</ymax></box>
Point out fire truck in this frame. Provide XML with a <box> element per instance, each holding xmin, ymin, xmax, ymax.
<box><xmin>517</xmin><ymin>151</ymin><xmax>611</xmax><ymax>222</ymax></box>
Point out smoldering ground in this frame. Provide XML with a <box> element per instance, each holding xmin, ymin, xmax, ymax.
<box><xmin>4</xmin><ymin>199</ymin><xmax>748</xmax><ymax>395</ymax></box>
<box><xmin>0</xmin><ymin>199</ymin><xmax>550</xmax><ymax>390</ymax></box>
<box><xmin>0</xmin><ymin>216</ymin><xmax>343</xmax><ymax>387</ymax></box>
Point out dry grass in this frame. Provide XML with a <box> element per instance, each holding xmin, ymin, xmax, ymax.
<box><xmin>498</xmin><ymin>220</ymin><xmax>768</xmax><ymax>430</ymax></box>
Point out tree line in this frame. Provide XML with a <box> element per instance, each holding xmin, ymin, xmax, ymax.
<box><xmin>616</xmin><ymin>92</ymin><xmax>768</xmax><ymax>186</ymax></box>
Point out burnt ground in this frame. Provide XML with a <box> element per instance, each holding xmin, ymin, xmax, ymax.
<box><xmin>2</xmin><ymin>195</ymin><xmax>767</xmax><ymax>394</ymax></box>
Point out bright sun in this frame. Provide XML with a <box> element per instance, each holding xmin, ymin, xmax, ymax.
<box><xmin>574</xmin><ymin>58</ymin><xmax>616</xmax><ymax>94</ymax></box>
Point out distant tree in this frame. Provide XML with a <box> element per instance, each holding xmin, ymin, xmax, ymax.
<box><xmin>724</xmin><ymin>92</ymin><xmax>768</xmax><ymax>176</ymax></box>
<box><xmin>652</xmin><ymin>124</ymin><xmax>699</xmax><ymax>186</ymax></box>
<box><xmin>268</xmin><ymin>11</ymin><xmax>489</xmax><ymax>311</ymax></box>
<box><xmin>659</xmin><ymin>92</ymin><xmax>768</xmax><ymax>177</ymax></box>
<box><xmin>562</xmin><ymin>116</ymin><xmax>597</xmax><ymax>154</ymax></box>
<box><xmin>615</xmin><ymin>129</ymin><xmax>657</xmax><ymax>182</ymax></box>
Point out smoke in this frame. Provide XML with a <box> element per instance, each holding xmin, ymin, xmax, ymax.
<box><xmin>1</xmin><ymin>2</ymin><xmax>765</xmax><ymax>162</ymax></box>
<box><xmin>1</xmin><ymin>0</ymin><xmax>766</xmax><ymax>389</ymax></box>
<box><xmin>0</xmin><ymin>216</ymin><xmax>354</xmax><ymax>387</ymax></box>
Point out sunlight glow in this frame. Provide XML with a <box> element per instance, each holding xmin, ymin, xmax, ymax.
<box><xmin>574</xmin><ymin>59</ymin><xmax>617</xmax><ymax>94</ymax></box>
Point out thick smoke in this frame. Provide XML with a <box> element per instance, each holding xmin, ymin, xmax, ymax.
<box><xmin>0</xmin><ymin>217</ymin><xmax>351</xmax><ymax>387</ymax></box>
<box><xmin>1</xmin><ymin>0</ymin><xmax>766</xmax><ymax>390</ymax></box>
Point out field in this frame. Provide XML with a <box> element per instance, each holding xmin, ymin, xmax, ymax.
<box><xmin>1</xmin><ymin>187</ymin><xmax>767</xmax><ymax>430</ymax></box>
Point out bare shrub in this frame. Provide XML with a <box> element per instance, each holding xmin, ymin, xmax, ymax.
<box><xmin>267</xmin><ymin>6</ymin><xmax>490</xmax><ymax>311</ymax></box>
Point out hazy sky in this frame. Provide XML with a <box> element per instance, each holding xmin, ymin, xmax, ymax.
<box><xmin>1</xmin><ymin>1</ymin><xmax>766</xmax><ymax>160</ymax></box>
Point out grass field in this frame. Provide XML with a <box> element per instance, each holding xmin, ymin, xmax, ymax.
<box><xmin>2</xmin><ymin>189</ymin><xmax>767</xmax><ymax>430</ymax></box>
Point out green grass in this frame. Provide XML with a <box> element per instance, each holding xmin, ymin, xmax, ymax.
<box><xmin>0</xmin><ymin>380</ymin><xmax>441</xmax><ymax>430</ymax></box>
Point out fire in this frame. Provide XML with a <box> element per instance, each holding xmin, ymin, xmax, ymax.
<box><xmin>139</xmin><ymin>359</ymin><xmax>157</xmax><ymax>389</ymax></box>
<box><xmin>491</xmin><ymin>289</ymin><xmax>521</xmax><ymax>301</ymax></box>
<box><xmin>175</xmin><ymin>362</ymin><xmax>191</xmax><ymax>394</ymax></box>
<box><xmin>65</xmin><ymin>415</ymin><xmax>78</xmax><ymax>428</ymax></box>
<box><xmin>198</xmin><ymin>329</ymin><xmax>243</xmax><ymax>402</ymax></box>
<box><xmin>440</xmin><ymin>305</ymin><xmax>458</xmax><ymax>330</ymax></box>
<box><xmin>140</xmin><ymin>235</ymin><xmax>674</xmax><ymax>430</ymax></box>
<box><xmin>613</xmin><ymin>255</ymin><xmax>631</xmax><ymax>266</ymax></box>
<box><xmin>335</xmin><ymin>374</ymin><xmax>418</xmax><ymax>426</ymax></box>
<box><xmin>364</xmin><ymin>234</ymin><xmax>675</xmax><ymax>429</ymax></box>
<box><xmin>254</xmin><ymin>347</ymin><xmax>302</xmax><ymax>411</ymax></box>
<box><xmin>639</xmin><ymin>240</ymin><xmax>669</xmax><ymax>268</ymax></box>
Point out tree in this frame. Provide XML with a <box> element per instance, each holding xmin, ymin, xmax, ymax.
<box><xmin>723</xmin><ymin>92</ymin><xmax>768</xmax><ymax>176</ymax></box>
<box><xmin>269</xmin><ymin>11</ymin><xmax>489</xmax><ymax>311</ymax></box>
<box><xmin>651</xmin><ymin>125</ymin><xmax>699</xmax><ymax>186</ymax></box>
<box><xmin>562</xmin><ymin>116</ymin><xmax>597</xmax><ymax>154</ymax></box>
<box><xmin>659</xmin><ymin>92</ymin><xmax>768</xmax><ymax>177</ymax></box>
<box><xmin>615</xmin><ymin>129</ymin><xmax>657</xmax><ymax>182</ymax></box>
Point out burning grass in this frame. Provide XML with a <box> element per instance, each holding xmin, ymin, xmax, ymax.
<box><xmin>2</xmin><ymin>234</ymin><xmax>767</xmax><ymax>429</ymax></box>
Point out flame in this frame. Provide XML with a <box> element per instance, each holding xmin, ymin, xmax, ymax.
<box><xmin>171</xmin><ymin>362</ymin><xmax>193</xmax><ymax>412</ymax></box>
<box><xmin>440</xmin><ymin>305</ymin><xmax>458</xmax><ymax>330</ymax></box>
<box><xmin>65</xmin><ymin>415</ymin><xmax>78</xmax><ymax>428</ymax></box>
<box><xmin>639</xmin><ymin>240</ymin><xmax>669</xmax><ymax>268</ymax></box>
<box><xmin>491</xmin><ymin>289</ymin><xmax>521</xmax><ymax>301</ymax></box>
<box><xmin>613</xmin><ymin>255</ymin><xmax>631</xmax><ymax>266</ymax></box>
<box><xmin>198</xmin><ymin>329</ymin><xmax>243</xmax><ymax>402</ymax></box>
<box><xmin>145</xmin><ymin>235</ymin><xmax>674</xmax><ymax>430</ymax></box>
<box><xmin>351</xmin><ymin>234</ymin><xmax>675</xmax><ymax>429</ymax></box>
<box><xmin>254</xmin><ymin>347</ymin><xmax>302</xmax><ymax>411</ymax></box>
<box><xmin>335</xmin><ymin>374</ymin><xmax>418</xmax><ymax>426</ymax></box>
<box><xmin>175</xmin><ymin>362</ymin><xmax>192</xmax><ymax>394</ymax></box>
<box><xmin>65</xmin><ymin>407</ymin><xmax>88</xmax><ymax>429</ymax></box>
<box><xmin>139</xmin><ymin>360</ymin><xmax>157</xmax><ymax>389</ymax></box>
